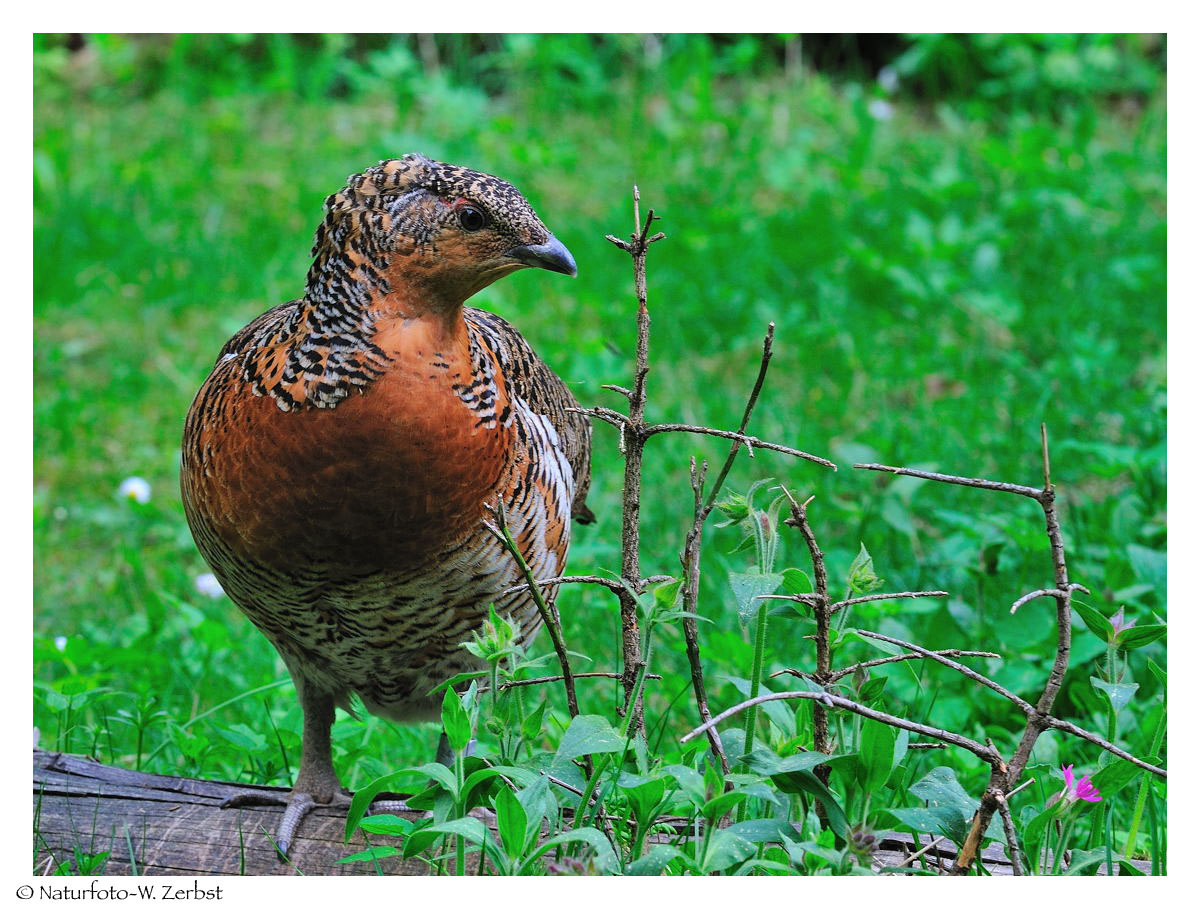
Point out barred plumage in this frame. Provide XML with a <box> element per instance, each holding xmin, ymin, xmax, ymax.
<box><xmin>180</xmin><ymin>155</ymin><xmax>590</xmax><ymax>854</ymax></box>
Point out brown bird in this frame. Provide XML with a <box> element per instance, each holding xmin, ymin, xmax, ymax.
<box><xmin>180</xmin><ymin>154</ymin><xmax>591</xmax><ymax>854</ymax></box>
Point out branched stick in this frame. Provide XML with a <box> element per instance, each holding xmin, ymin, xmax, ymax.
<box><xmin>680</xmin><ymin>689</ymin><xmax>999</xmax><ymax>764</ymax></box>
<box><xmin>767</xmin><ymin>648</ymin><xmax>999</xmax><ymax>684</ymax></box>
<box><xmin>1011</xmin><ymin>584</ymin><xmax>1089</xmax><ymax>615</ymax></box>
<box><xmin>499</xmin><ymin>574</ymin><xmax>674</xmax><ymax>596</ymax></box>
<box><xmin>997</xmin><ymin>798</ymin><xmax>1024</xmax><ymax>876</ymax></box>
<box><xmin>680</xmin><ymin>458</ymin><xmax>730</xmax><ymax>774</ymax></box>
<box><xmin>832</xmin><ymin>590</ymin><xmax>949</xmax><ymax>614</ymax></box>
<box><xmin>854</xmin><ymin>463</ymin><xmax>1042</xmax><ymax>499</ymax></box>
<box><xmin>646</xmin><ymin>424</ymin><xmax>836</xmax><ymax>470</ymax></box>
<box><xmin>1041</xmin><ymin>715</ymin><xmax>1166</xmax><ymax>778</ymax></box>
<box><xmin>853</xmin><ymin>629</ymin><xmax>1033</xmax><ymax>713</ymax></box>
<box><xmin>780</xmin><ymin>489</ymin><xmax>834</xmax><ymax>771</ymax></box>
<box><xmin>484</xmin><ymin>502</ymin><xmax>581</xmax><ymax>719</ymax></box>
<box><xmin>603</xmin><ymin>186</ymin><xmax>666</xmax><ymax>732</ymax></box>
<box><xmin>500</xmin><ymin>671</ymin><xmax>662</xmax><ymax>691</ymax></box>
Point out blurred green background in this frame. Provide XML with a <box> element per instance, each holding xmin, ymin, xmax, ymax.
<box><xmin>34</xmin><ymin>34</ymin><xmax>1165</xmax><ymax>794</ymax></box>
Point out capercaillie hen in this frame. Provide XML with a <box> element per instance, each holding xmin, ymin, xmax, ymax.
<box><xmin>180</xmin><ymin>154</ymin><xmax>591</xmax><ymax>854</ymax></box>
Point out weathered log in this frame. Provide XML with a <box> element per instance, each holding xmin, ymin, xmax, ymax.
<box><xmin>33</xmin><ymin>750</ymin><xmax>427</xmax><ymax>876</ymax></box>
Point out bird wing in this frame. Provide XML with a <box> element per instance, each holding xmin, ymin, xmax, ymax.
<box><xmin>465</xmin><ymin>307</ymin><xmax>594</xmax><ymax>524</ymax></box>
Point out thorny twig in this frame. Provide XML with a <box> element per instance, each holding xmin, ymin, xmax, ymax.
<box><xmin>499</xmin><ymin>670</ymin><xmax>662</xmax><ymax>691</ymax></box>
<box><xmin>680</xmin><ymin>689</ymin><xmax>1000</xmax><ymax>763</ymax></box>
<box><xmin>603</xmin><ymin>186</ymin><xmax>666</xmax><ymax>733</ymax></box>
<box><xmin>499</xmin><ymin>574</ymin><xmax>674</xmax><ymax>597</ymax></box>
<box><xmin>768</xmin><ymin>647</ymin><xmax>1000</xmax><ymax>685</ymax></box>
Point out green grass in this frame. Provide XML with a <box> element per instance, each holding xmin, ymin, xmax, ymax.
<box><xmin>33</xmin><ymin>35</ymin><xmax>1165</xmax><ymax>871</ymax></box>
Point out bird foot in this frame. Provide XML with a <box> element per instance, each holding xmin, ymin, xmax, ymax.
<box><xmin>221</xmin><ymin>788</ymin><xmax>425</xmax><ymax>859</ymax></box>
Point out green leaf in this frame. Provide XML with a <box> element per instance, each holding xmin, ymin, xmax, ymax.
<box><xmin>728</xmin><ymin>570</ymin><xmax>784</xmax><ymax>625</ymax></box>
<box><xmin>425</xmin><ymin>670</ymin><xmax>489</xmax><ymax>697</ymax></box>
<box><xmin>858</xmin><ymin>676</ymin><xmax>888</xmax><ymax>703</ymax></box>
<box><xmin>336</xmin><ymin>845</ymin><xmax>402</xmax><ymax>864</ymax></box>
<box><xmin>661</xmin><ymin>764</ymin><xmax>706</xmax><ymax>806</ymax></box>
<box><xmin>724</xmin><ymin>818</ymin><xmax>795</xmax><ymax>844</ymax></box>
<box><xmin>441</xmin><ymin>688</ymin><xmax>472</xmax><ymax>753</ymax></box>
<box><xmin>781</xmin><ymin>567</ymin><xmax>813</xmax><ymax>595</ymax></box>
<box><xmin>770</xmin><ymin>768</ymin><xmax>849</xmax><ymax>842</ymax></box>
<box><xmin>520</xmin><ymin>828</ymin><xmax>618</xmax><ymax>875</ymax></box>
<box><xmin>552</xmin><ymin>714</ymin><xmax>625</xmax><ymax>770</ymax></box>
<box><xmin>1147</xmin><ymin>658</ymin><xmax>1167</xmax><ymax>688</ymax></box>
<box><xmin>1091</xmin><ymin>677</ymin><xmax>1138</xmax><ymax>713</ymax></box>
<box><xmin>773</xmin><ymin>752</ymin><xmax>838</xmax><ymax>774</ymax></box>
<box><xmin>1072</xmin><ymin>599</ymin><xmax>1115</xmax><ymax>643</ymax></box>
<box><xmin>627</xmin><ymin>844</ymin><xmax>690</xmax><ymax>876</ymax></box>
<box><xmin>860</xmin><ymin>719</ymin><xmax>898</xmax><ymax>790</ymax></box>
<box><xmin>622</xmin><ymin>777</ymin><xmax>667</xmax><ymax>828</ymax></box>
<box><xmin>344</xmin><ymin>768</ymin><xmax>432</xmax><ymax>841</ymax></box>
<box><xmin>495</xmin><ymin>786</ymin><xmax>529</xmax><ymax>859</ymax></box>
<box><xmin>847</xmin><ymin>542</ymin><xmax>884</xmax><ymax>594</ymax></box>
<box><xmin>887</xmin><ymin>807</ymin><xmax>967</xmax><ymax>844</ymax></box>
<box><xmin>521</xmin><ymin>697</ymin><xmax>547</xmax><ymax>743</ymax></box>
<box><xmin>702</xmin><ymin>829</ymin><xmax>757</xmax><ymax>873</ymax></box>
<box><xmin>461</xmin><ymin>765</ymin><xmax>538</xmax><ymax>807</ymax></box>
<box><xmin>355</xmin><ymin>814</ymin><xmax>415</xmax><ymax>837</ymax></box>
<box><xmin>701</xmin><ymin>790</ymin><xmax>748</xmax><ymax>821</ymax></box>
<box><xmin>1118</xmin><ymin>624</ymin><xmax>1165</xmax><ymax>650</ymax></box>
<box><xmin>652</xmin><ymin>577</ymin><xmax>683</xmax><ymax>614</ymax></box>
<box><xmin>908</xmin><ymin>766</ymin><xmax>1002</xmax><ymax>841</ymax></box>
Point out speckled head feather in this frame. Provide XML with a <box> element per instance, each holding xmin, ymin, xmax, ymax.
<box><xmin>306</xmin><ymin>154</ymin><xmax>561</xmax><ymax>306</ymax></box>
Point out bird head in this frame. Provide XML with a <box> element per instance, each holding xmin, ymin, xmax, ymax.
<box><xmin>306</xmin><ymin>154</ymin><xmax>576</xmax><ymax>311</ymax></box>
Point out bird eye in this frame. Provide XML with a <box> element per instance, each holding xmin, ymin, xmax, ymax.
<box><xmin>458</xmin><ymin>206</ymin><xmax>486</xmax><ymax>232</ymax></box>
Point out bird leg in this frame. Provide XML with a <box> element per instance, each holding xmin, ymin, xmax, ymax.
<box><xmin>221</xmin><ymin>685</ymin><xmax>350</xmax><ymax>858</ymax></box>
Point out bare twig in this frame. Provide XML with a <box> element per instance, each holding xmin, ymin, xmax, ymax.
<box><xmin>500</xmin><ymin>671</ymin><xmax>662</xmax><ymax>691</ymax></box>
<box><xmin>484</xmin><ymin>502</ymin><xmax>581</xmax><ymax>719</ymax></box>
<box><xmin>853</xmin><ymin>629</ymin><xmax>1032</xmax><ymax>713</ymax></box>
<box><xmin>817</xmin><ymin>647</ymin><xmax>999</xmax><ymax>684</ymax></box>
<box><xmin>1010</xmin><ymin>583</ymin><xmax>1089</xmax><ymax>615</ymax></box>
<box><xmin>780</xmin><ymin>490</ymin><xmax>834</xmax><ymax>779</ymax></box>
<box><xmin>704</xmin><ymin>322</ymin><xmax>776</xmax><ymax>507</ymax></box>
<box><xmin>680</xmin><ymin>689</ymin><xmax>998</xmax><ymax>764</ymax></box>
<box><xmin>679</xmin><ymin>458</ymin><xmax>730</xmax><ymax>774</ymax></box>
<box><xmin>997</xmin><ymin>798</ymin><xmax>1024</xmax><ymax>876</ymax></box>
<box><xmin>831</xmin><ymin>590</ymin><xmax>949</xmax><ymax>614</ymax></box>
<box><xmin>499</xmin><ymin>574</ymin><xmax>674</xmax><ymax>597</ymax></box>
<box><xmin>1041</xmin><ymin>716</ymin><xmax>1166</xmax><ymax>778</ymax></box>
<box><xmin>646</xmin><ymin>424</ymin><xmax>837</xmax><ymax>470</ymax></box>
<box><xmin>854</xmin><ymin>463</ymin><xmax>1042</xmax><ymax>499</ymax></box>
<box><xmin>604</xmin><ymin>187</ymin><xmax>666</xmax><ymax>733</ymax></box>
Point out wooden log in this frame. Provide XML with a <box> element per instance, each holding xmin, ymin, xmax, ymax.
<box><xmin>33</xmin><ymin>750</ymin><xmax>429</xmax><ymax>876</ymax></box>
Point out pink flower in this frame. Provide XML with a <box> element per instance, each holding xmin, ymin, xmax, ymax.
<box><xmin>1062</xmin><ymin>764</ymin><xmax>1102</xmax><ymax>803</ymax></box>
<box><xmin>1110</xmin><ymin>607</ymin><xmax>1137</xmax><ymax>639</ymax></box>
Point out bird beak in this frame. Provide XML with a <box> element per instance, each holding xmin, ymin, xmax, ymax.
<box><xmin>504</xmin><ymin>234</ymin><xmax>577</xmax><ymax>277</ymax></box>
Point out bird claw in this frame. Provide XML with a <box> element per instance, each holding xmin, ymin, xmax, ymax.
<box><xmin>220</xmin><ymin>787</ymin><xmax>353</xmax><ymax>860</ymax></box>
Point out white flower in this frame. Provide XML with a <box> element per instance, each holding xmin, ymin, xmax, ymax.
<box><xmin>194</xmin><ymin>573</ymin><xmax>225</xmax><ymax>599</ymax></box>
<box><xmin>868</xmin><ymin>99</ymin><xmax>894</xmax><ymax>122</ymax></box>
<box><xmin>118</xmin><ymin>476</ymin><xmax>152</xmax><ymax>504</ymax></box>
<box><xmin>54</xmin><ymin>635</ymin><xmax>68</xmax><ymax>652</ymax></box>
